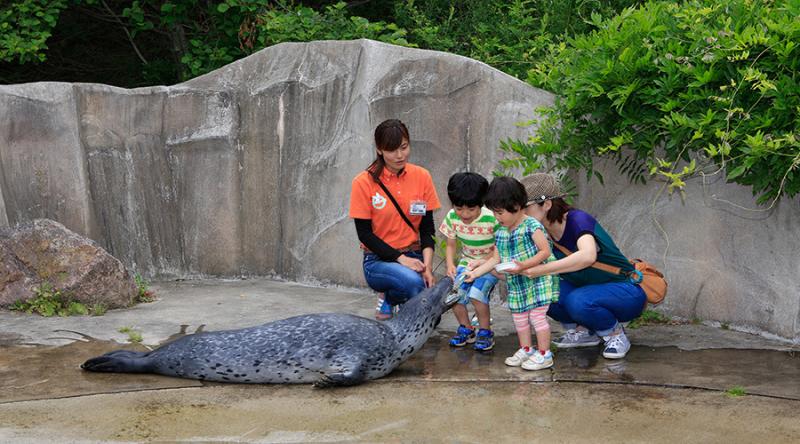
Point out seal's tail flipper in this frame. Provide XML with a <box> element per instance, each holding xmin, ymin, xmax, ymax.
<box><xmin>81</xmin><ymin>350</ymin><xmax>153</xmax><ymax>373</ymax></box>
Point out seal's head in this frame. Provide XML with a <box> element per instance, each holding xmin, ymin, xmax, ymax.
<box><xmin>384</xmin><ymin>277</ymin><xmax>456</xmax><ymax>354</ymax></box>
<box><xmin>388</xmin><ymin>278</ymin><xmax>456</xmax><ymax>332</ymax></box>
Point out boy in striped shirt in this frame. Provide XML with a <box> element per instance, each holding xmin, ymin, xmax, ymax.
<box><xmin>439</xmin><ymin>172</ymin><xmax>500</xmax><ymax>351</ymax></box>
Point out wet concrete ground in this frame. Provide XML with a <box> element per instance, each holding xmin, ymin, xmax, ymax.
<box><xmin>1</xmin><ymin>278</ymin><xmax>799</xmax><ymax>442</ymax></box>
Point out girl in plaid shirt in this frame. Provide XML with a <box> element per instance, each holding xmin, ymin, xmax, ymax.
<box><xmin>463</xmin><ymin>177</ymin><xmax>559</xmax><ymax>371</ymax></box>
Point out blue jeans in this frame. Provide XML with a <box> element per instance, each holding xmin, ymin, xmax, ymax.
<box><xmin>547</xmin><ymin>278</ymin><xmax>646</xmax><ymax>336</ymax></box>
<box><xmin>454</xmin><ymin>265</ymin><xmax>498</xmax><ymax>305</ymax></box>
<box><xmin>363</xmin><ymin>252</ymin><xmax>426</xmax><ymax>306</ymax></box>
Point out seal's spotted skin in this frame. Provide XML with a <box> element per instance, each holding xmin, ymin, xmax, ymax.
<box><xmin>82</xmin><ymin>278</ymin><xmax>455</xmax><ymax>387</ymax></box>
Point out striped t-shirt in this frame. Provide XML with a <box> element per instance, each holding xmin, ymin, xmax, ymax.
<box><xmin>438</xmin><ymin>207</ymin><xmax>500</xmax><ymax>267</ymax></box>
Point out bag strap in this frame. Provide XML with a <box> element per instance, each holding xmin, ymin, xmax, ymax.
<box><xmin>552</xmin><ymin>240</ymin><xmax>624</xmax><ymax>276</ymax></box>
<box><xmin>376</xmin><ymin>179</ymin><xmax>417</xmax><ymax>233</ymax></box>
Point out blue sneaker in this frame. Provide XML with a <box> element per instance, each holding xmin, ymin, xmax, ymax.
<box><xmin>375</xmin><ymin>296</ymin><xmax>393</xmax><ymax>320</ymax></box>
<box><xmin>473</xmin><ymin>329</ymin><xmax>495</xmax><ymax>351</ymax></box>
<box><xmin>449</xmin><ymin>325</ymin><xmax>476</xmax><ymax>347</ymax></box>
<box><xmin>470</xmin><ymin>314</ymin><xmax>493</xmax><ymax>327</ymax></box>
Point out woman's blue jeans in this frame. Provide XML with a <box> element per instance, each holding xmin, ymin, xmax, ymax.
<box><xmin>547</xmin><ymin>278</ymin><xmax>646</xmax><ymax>336</ymax></box>
<box><xmin>362</xmin><ymin>252</ymin><xmax>426</xmax><ymax>306</ymax></box>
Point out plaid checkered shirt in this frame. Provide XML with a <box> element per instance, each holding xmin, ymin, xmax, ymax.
<box><xmin>495</xmin><ymin>216</ymin><xmax>559</xmax><ymax>312</ymax></box>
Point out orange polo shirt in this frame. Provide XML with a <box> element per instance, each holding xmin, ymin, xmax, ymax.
<box><xmin>349</xmin><ymin>163</ymin><xmax>441</xmax><ymax>250</ymax></box>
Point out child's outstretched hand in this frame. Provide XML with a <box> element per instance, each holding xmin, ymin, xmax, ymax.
<box><xmin>505</xmin><ymin>260</ymin><xmax>525</xmax><ymax>274</ymax></box>
<box><xmin>446</xmin><ymin>263</ymin><xmax>457</xmax><ymax>280</ymax></box>
<box><xmin>462</xmin><ymin>270</ymin><xmax>477</xmax><ymax>283</ymax></box>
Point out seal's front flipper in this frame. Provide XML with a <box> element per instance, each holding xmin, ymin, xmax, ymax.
<box><xmin>313</xmin><ymin>364</ymin><xmax>366</xmax><ymax>388</ymax></box>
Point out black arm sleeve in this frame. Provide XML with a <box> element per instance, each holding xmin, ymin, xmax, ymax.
<box><xmin>354</xmin><ymin>219</ymin><xmax>401</xmax><ymax>262</ymax></box>
<box><xmin>419</xmin><ymin>210</ymin><xmax>435</xmax><ymax>250</ymax></box>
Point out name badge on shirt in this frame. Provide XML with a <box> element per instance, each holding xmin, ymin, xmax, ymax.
<box><xmin>409</xmin><ymin>200</ymin><xmax>427</xmax><ymax>216</ymax></box>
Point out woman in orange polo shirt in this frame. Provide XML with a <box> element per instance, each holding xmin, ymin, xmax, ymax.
<box><xmin>349</xmin><ymin>119</ymin><xmax>441</xmax><ymax>320</ymax></box>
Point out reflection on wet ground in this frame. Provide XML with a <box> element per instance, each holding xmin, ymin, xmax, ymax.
<box><xmin>395</xmin><ymin>333</ymin><xmax>800</xmax><ymax>399</ymax></box>
<box><xmin>1</xmin><ymin>330</ymin><xmax>798</xmax><ymax>404</ymax></box>
<box><xmin>0</xmin><ymin>326</ymin><xmax>204</xmax><ymax>403</ymax></box>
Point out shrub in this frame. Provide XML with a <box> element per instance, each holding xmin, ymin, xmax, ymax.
<box><xmin>118</xmin><ymin>1</ymin><xmax>414</xmax><ymax>81</ymax></box>
<box><xmin>255</xmin><ymin>1</ymin><xmax>411</xmax><ymax>48</ymax></box>
<box><xmin>0</xmin><ymin>0</ymin><xmax>67</xmax><ymax>63</ymax></box>
<box><xmin>627</xmin><ymin>309</ymin><xmax>670</xmax><ymax>329</ymax></box>
<box><xmin>134</xmin><ymin>273</ymin><xmax>156</xmax><ymax>303</ymax></box>
<box><xmin>395</xmin><ymin>0</ymin><xmax>640</xmax><ymax>80</ymax></box>
<box><xmin>523</xmin><ymin>0</ymin><xmax>800</xmax><ymax>203</ymax></box>
<box><xmin>9</xmin><ymin>282</ymin><xmax>95</xmax><ymax>317</ymax></box>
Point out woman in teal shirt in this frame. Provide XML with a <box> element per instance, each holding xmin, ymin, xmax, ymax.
<box><xmin>521</xmin><ymin>173</ymin><xmax>646</xmax><ymax>359</ymax></box>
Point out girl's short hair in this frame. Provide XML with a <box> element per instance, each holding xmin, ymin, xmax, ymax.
<box><xmin>368</xmin><ymin>119</ymin><xmax>410</xmax><ymax>181</ymax></box>
<box><xmin>447</xmin><ymin>172</ymin><xmax>489</xmax><ymax>207</ymax></box>
<box><xmin>484</xmin><ymin>176</ymin><xmax>527</xmax><ymax>213</ymax></box>
<box><xmin>545</xmin><ymin>197</ymin><xmax>572</xmax><ymax>224</ymax></box>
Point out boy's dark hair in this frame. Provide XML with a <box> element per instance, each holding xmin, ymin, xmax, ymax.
<box><xmin>447</xmin><ymin>172</ymin><xmax>489</xmax><ymax>207</ymax></box>
<box><xmin>484</xmin><ymin>176</ymin><xmax>527</xmax><ymax>213</ymax></box>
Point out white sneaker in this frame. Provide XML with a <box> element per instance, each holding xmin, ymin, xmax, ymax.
<box><xmin>552</xmin><ymin>328</ymin><xmax>601</xmax><ymax>349</ymax></box>
<box><xmin>504</xmin><ymin>347</ymin><xmax>533</xmax><ymax>367</ymax></box>
<box><xmin>521</xmin><ymin>350</ymin><xmax>554</xmax><ymax>371</ymax></box>
<box><xmin>602</xmin><ymin>330</ymin><xmax>631</xmax><ymax>359</ymax></box>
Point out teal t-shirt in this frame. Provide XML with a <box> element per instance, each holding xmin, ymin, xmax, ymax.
<box><xmin>554</xmin><ymin>209</ymin><xmax>633</xmax><ymax>286</ymax></box>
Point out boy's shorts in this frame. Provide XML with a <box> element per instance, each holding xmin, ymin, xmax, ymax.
<box><xmin>454</xmin><ymin>266</ymin><xmax>498</xmax><ymax>305</ymax></box>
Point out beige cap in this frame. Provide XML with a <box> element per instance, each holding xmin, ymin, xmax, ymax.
<box><xmin>521</xmin><ymin>173</ymin><xmax>563</xmax><ymax>205</ymax></box>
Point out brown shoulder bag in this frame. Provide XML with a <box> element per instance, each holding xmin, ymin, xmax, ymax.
<box><xmin>552</xmin><ymin>241</ymin><xmax>667</xmax><ymax>305</ymax></box>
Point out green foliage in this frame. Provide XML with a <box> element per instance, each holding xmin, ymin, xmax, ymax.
<box><xmin>627</xmin><ymin>309</ymin><xmax>670</xmax><ymax>329</ymax></box>
<box><xmin>2</xmin><ymin>0</ymin><xmax>638</xmax><ymax>85</ymax></box>
<box><xmin>9</xmin><ymin>282</ymin><xmax>96</xmax><ymax>317</ymax></box>
<box><xmin>394</xmin><ymin>0</ymin><xmax>640</xmax><ymax>79</ymax></box>
<box><xmin>118</xmin><ymin>326</ymin><xmax>143</xmax><ymax>343</ymax></box>
<box><xmin>0</xmin><ymin>0</ymin><xmax>67</xmax><ymax>63</ymax></box>
<box><xmin>256</xmin><ymin>1</ymin><xmax>411</xmax><ymax>48</ymax></box>
<box><xmin>118</xmin><ymin>0</ymin><xmax>414</xmax><ymax>80</ymax></box>
<box><xmin>91</xmin><ymin>303</ymin><xmax>108</xmax><ymax>316</ymax></box>
<box><xmin>526</xmin><ymin>0</ymin><xmax>800</xmax><ymax>203</ymax></box>
<box><xmin>726</xmin><ymin>386</ymin><xmax>747</xmax><ymax>397</ymax></box>
<box><xmin>134</xmin><ymin>273</ymin><xmax>155</xmax><ymax>303</ymax></box>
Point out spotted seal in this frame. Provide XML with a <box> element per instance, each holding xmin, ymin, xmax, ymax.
<box><xmin>82</xmin><ymin>278</ymin><xmax>455</xmax><ymax>387</ymax></box>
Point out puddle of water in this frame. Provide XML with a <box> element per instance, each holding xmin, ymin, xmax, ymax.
<box><xmin>0</xmin><ymin>332</ymin><xmax>25</xmax><ymax>347</ymax></box>
<box><xmin>2</xmin><ymin>330</ymin><xmax>798</xmax><ymax>404</ymax></box>
<box><xmin>394</xmin><ymin>333</ymin><xmax>800</xmax><ymax>399</ymax></box>
<box><xmin>0</xmin><ymin>329</ymin><xmax>202</xmax><ymax>403</ymax></box>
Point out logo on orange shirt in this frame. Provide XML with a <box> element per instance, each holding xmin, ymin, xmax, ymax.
<box><xmin>372</xmin><ymin>192</ymin><xmax>387</xmax><ymax>210</ymax></box>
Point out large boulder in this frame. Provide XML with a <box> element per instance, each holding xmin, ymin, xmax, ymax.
<box><xmin>0</xmin><ymin>219</ymin><xmax>137</xmax><ymax>308</ymax></box>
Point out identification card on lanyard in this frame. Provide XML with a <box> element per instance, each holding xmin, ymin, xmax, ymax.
<box><xmin>409</xmin><ymin>200</ymin><xmax>427</xmax><ymax>216</ymax></box>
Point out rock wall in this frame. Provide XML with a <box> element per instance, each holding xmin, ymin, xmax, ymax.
<box><xmin>0</xmin><ymin>40</ymin><xmax>552</xmax><ymax>287</ymax></box>
<box><xmin>575</xmin><ymin>159</ymin><xmax>800</xmax><ymax>341</ymax></box>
